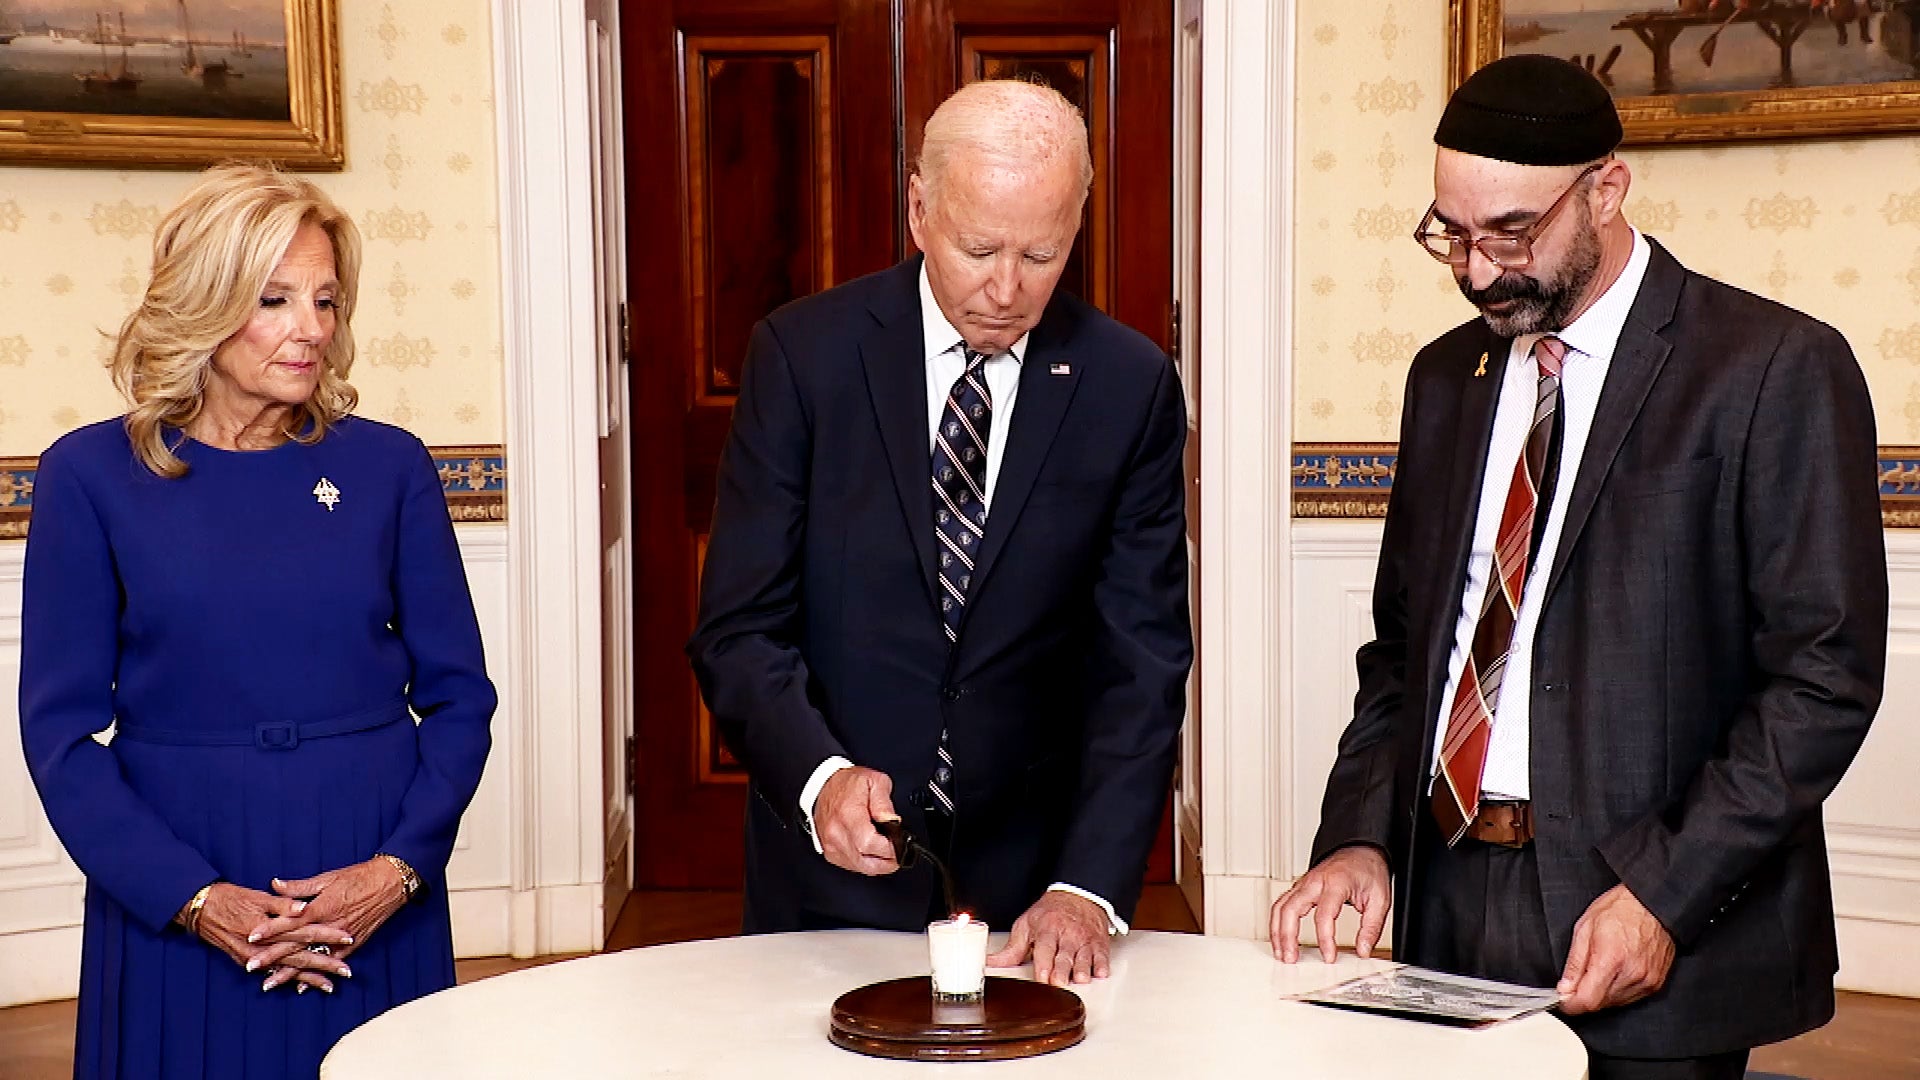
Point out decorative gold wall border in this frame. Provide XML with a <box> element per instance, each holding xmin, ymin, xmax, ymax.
<box><xmin>0</xmin><ymin>443</ymin><xmax>505</xmax><ymax>540</ymax></box>
<box><xmin>431</xmin><ymin>445</ymin><xmax>508</xmax><ymax>524</ymax></box>
<box><xmin>1295</xmin><ymin>443</ymin><xmax>1920</xmax><ymax>529</ymax></box>
<box><xmin>0</xmin><ymin>459</ymin><xmax>29</xmax><ymax>540</ymax></box>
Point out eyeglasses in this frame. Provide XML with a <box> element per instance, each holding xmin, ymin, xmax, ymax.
<box><xmin>1413</xmin><ymin>162</ymin><xmax>1604</xmax><ymax>270</ymax></box>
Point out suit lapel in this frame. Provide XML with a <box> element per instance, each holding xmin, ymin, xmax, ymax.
<box><xmin>1541</xmin><ymin>241</ymin><xmax>1684</xmax><ymax>605</ymax></box>
<box><xmin>859</xmin><ymin>260</ymin><xmax>940</xmax><ymax>609</ymax></box>
<box><xmin>966</xmin><ymin>306</ymin><xmax>1082</xmax><ymax>606</ymax></box>
<box><xmin>1422</xmin><ymin>328</ymin><xmax>1509</xmax><ymax>688</ymax></box>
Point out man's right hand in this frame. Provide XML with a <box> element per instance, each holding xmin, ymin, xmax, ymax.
<box><xmin>1268</xmin><ymin>845</ymin><xmax>1392</xmax><ymax>964</ymax></box>
<box><xmin>812</xmin><ymin>766</ymin><xmax>902</xmax><ymax>876</ymax></box>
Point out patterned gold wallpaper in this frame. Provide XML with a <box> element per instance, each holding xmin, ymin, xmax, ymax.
<box><xmin>0</xmin><ymin>2</ymin><xmax>502</xmax><ymax>458</ymax></box>
<box><xmin>1295</xmin><ymin>2</ymin><xmax>1920</xmax><ymax>445</ymax></box>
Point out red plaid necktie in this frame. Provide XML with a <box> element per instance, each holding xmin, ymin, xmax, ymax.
<box><xmin>1432</xmin><ymin>335</ymin><xmax>1566</xmax><ymax>846</ymax></box>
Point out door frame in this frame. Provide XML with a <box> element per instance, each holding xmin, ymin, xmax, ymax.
<box><xmin>1191</xmin><ymin>0</ymin><xmax>1296</xmax><ymax>939</ymax></box>
<box><xmin>491</xmin><ymin>0</ymin><xmax>620</xmax><ymax>956</ymax></box>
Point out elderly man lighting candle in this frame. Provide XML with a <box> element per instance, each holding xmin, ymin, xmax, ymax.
<box><xmin>690</xmin><ymin>78</ymin><xmax>1191</xmax><ymax>987</ymax></box>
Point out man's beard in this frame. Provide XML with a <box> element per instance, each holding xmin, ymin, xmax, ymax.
<box><xmin>1458</xmin><ymin>215</ymin><xmax>1601</xmax><ymax>338</ymax></box>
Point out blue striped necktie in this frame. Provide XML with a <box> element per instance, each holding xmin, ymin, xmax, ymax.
<box><xmin>928</xmin><ymin>346</ymin><xmax>992</xmax><ymax>813</ymax></box>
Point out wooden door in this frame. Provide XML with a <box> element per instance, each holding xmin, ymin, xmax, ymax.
<box><xmin>626</xmin><ymin>0</ymin><xmax>1175</xmax><ymax>890</ymax></box>
<box><xmin>624</xmin><ymin>0</ymin><xmax>899</xmax><ymax>888</ymax></box>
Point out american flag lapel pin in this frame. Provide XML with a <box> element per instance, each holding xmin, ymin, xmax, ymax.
<box><xmin>1474</xmin><ymin>352</ymin><xmax>1489</xmax><ymax>378</ymax></box>
<box><xmin>1050</xmin><ymin>362</ymin><xmax>1071</xmax><ymax>376</ymax></box>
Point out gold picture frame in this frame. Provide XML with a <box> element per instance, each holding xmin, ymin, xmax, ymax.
<box><xmin>0</xmin><ymin>0</ymin><xmax>341</xmax><ymax>169</ymax></box>
<box><xmin>1451</xmin><ymin>0</ymin><xmax>1920</xmax><ymax>145</ymax></box>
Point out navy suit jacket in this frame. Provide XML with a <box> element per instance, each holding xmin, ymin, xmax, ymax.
<box><xmin>1310</xmin><ymin>240</ymin><xmax>1887</xmax><ymax>1057</ymax></box>
<box><xmin>689</xmin><ymin>257</ymin><xmax>1192</xmax><ymax>932</ymax></box>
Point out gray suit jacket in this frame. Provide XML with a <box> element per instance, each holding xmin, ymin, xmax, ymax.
<box><xmin>1311</xmin><ymin>239</ymin><xmax>1888</xmax><ymax>1057</ymax></box>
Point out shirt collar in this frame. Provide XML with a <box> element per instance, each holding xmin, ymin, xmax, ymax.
<box><xmin>1517</xmin><ymin>227</ymin><xmax>1651</xmax><ymax>365</ymax></box>
<box><xmin>919</xmin><ymin>261</ymin><xmax>1030</xmax><ymax>365</ymax></box>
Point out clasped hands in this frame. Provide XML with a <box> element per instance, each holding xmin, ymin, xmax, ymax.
<box><xmin>812</xmin><ymin>766</ymin><xmax>1113</xmax><ymax>988</ymax></box>
<box><xmin>183</xmin><ymin>856</ymin><xmax>411</xmax><ymax>994</ymax></box>
<box><xmin>1267</xmin><ymin>845</ymin><xmax>1676</xmax><ymax>1015</ymax></box>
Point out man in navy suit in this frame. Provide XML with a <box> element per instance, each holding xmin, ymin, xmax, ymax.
<box><xmin>689</xmin><ymin>80</ymin><xmax>1191</xmax><ymax>987</ymax></box>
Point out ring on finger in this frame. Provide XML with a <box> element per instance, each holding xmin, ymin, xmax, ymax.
<box><xmin>307</xmin><ymin>944</ymin><xmax>331</xmax><ymax>956</ymax></box>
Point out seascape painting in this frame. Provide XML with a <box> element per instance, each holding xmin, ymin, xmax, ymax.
<box><xmin>0</xmin><ymin>0</ymin><xmax>337</xmax><ymax>167</ymax></box>
<box><xmin>0</xmin><ymin>1</ymin><xmax>290</xmax><ymax>121</ymax></box>
<box><xmin>1456</xmin><ymin>1</ymin><xmax>1920</xmax><ymax>143</ymax></box>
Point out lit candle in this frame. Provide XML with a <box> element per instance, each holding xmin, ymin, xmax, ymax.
<box><xmin>926</xmin><ymin>913</ymin><xmax>989</xmax><ymax>1003</ymax></box>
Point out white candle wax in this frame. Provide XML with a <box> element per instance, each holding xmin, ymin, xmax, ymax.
<box><xmin>927</xmin><ymin>915</ymin><xmax>989</xmax><ymax>998</ymax></box>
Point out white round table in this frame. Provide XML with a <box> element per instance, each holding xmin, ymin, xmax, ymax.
<box><xmin>322</xmin><ymin>931</ymin><xmax>1588</xmax><ymax>1078</ymax></box>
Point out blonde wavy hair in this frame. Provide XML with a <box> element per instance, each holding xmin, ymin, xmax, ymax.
<box><xmin>112</xmin><ymin>161</ymin><xmax>362</xmax><ymax>477</ymax></box>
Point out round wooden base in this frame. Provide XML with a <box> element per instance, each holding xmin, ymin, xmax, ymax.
<box><xmin>829</xmin><ymin>976</ymin><xmax>1086</xmax><ymax>1062</ymax></box>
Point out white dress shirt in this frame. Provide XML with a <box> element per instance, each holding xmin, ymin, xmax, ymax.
<box><xmin>798</xmin><ymin>265</ymin><xmax>1124</xmax><ymax>933</ymax></box>
<box><xmin>1429</xmin><ymin>229</ymin><xmax>1652</xmax><ymax>800</ymax></box>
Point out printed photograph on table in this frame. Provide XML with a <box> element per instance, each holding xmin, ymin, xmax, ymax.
<box><xmin>1451</xmin><ymin>0</ymin><xmax>1920</xmax><ymax>142</ymax></box>
<box><xmin>0</xmin><ymin>0</ymin><xmax>341</xmax><ymax>167</ymax></box>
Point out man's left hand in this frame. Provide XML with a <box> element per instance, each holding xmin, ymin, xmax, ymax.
<box><xmin>1556</xmin><ymin>884</ymin><xmax>1675</xmax><ymax>1015</ymax></box>
<box><xmin>986</xmin><ymin>891</ymin><xmax>1112</xmax><ymax>987</ymax></box>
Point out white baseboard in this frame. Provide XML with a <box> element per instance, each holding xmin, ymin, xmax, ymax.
<box><xmin>1201</xmin><ymin>873</ymin><xmax>1280</xmax><ymax>941</ymax></box>
<box><xmin>1836</xmin><ymin>915</ymin><xmax>1920</xmax><ymax>997</ymax></box>
<box><xmin>508</xmin><ymin>882</ymin><xmax>602</xmax><ymax>959</ymax></box>
<box><xmin>0</xmin><ymin>925</ymin><xmax>81</xmax><ymax>1005</ymax></box>
<box><xmin>451</xmin><ymin>882</ymin><xmax>604</xmax><ymax>960</ymax></box>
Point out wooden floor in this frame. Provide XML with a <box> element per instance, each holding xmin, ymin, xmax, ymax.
<box><xmin>2</xmin><ymin>887</ymin><xmax>1913</xmax><ymax>1079</ymax></box>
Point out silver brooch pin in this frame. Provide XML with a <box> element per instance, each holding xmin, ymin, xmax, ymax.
<box><xmin>313</xmin><ymin>477</ymin><xmax>341</xmax><ymax>511</ymax></box>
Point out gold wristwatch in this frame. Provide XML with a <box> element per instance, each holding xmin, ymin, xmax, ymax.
<box><xmin>377</xmin><ymin>853</ymin><xmax>423</xmax><ymax>901</ymax></box>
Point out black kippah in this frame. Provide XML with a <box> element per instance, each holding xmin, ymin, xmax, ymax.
<box><xmin>1435</xmin><ymin>54</ymin><xmax>1622</xmax><ymax>166</ymax></box>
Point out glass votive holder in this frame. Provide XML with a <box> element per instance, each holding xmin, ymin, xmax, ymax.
<box><xmin>927</xmin><ymin>914</ymin><xmax>989</xmax><ymax>1004</ymax></box>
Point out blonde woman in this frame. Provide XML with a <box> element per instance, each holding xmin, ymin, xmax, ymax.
<box><xmin>19</xmin><ymin>162</ymin><xmax>495</xmax><ymax>1079</ymax></box>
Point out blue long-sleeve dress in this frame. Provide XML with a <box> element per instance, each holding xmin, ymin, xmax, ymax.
<box><xmin>19</xmin><ymin>416</ymin><xmax>496</xmax><ymax>1079</ymax></box>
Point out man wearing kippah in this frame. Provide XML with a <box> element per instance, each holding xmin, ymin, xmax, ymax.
<box><xmin>1271</xmin><ymin>54</ymin><xmax>1887</xmax><ymax>1079</ymax></box>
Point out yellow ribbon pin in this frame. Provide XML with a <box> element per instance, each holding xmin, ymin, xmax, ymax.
<box><xmin>1474</xmin><ymin>352</ymin><xmax>1489</xmax><ymax>377</ymax></box>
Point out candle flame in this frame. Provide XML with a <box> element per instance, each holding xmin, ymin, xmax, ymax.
<box><xmin>954</xmin><ymin>912</ymin><xmax>972</xmax><ymax>926</ymax></box>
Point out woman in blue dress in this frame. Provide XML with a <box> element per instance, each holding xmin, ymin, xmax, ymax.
<box><xmin>19</xmin><ymin>162</ymin><xmax>496</xmax><ymax>1078</ymax></box>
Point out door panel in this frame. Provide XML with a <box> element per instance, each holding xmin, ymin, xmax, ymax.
<box><xmin>684</xmin><ymin>37</ymin><xmax>837</xmax><ymax>407</ymax></box>
<box><xmin>626</xmin><ymin>0</ymin><xmax>897</xmax><ymax>889</ymax></box>
<box><xmin>961</xmin><ymin>38</ymin><xmax>1112</xmax><ymax>311</ymax></box>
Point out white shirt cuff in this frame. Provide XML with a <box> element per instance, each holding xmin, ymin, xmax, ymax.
<box><xmin>1047</xmin><ymin>883</ymin><xmax>1128</xmax><ymax>936</ymax></box>
<box><xmin>798</xmin><ymin>756</ymin><xmax>855</xmax><ymax>855</ymax></box>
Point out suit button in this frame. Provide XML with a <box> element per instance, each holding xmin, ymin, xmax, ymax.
<box><xmin>942</xmin><ymin>687</ymin><xmax>961</xmax><ymax>702</ymax></box>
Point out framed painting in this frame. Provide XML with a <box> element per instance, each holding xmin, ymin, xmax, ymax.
<box><xmin>1451</xmin><ymin>0</ymin><xmax>1920</xmax><ymax>143</ymax></box>
<box><xmin>0</xmin><ymin>0</ymin><xmax>341</xmax><ymax>168</ymax></box>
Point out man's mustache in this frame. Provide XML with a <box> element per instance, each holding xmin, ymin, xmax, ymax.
<box><xmin>1460</xmin><ymin>273</ymin><xmax>1547</xmax><ymax>308</ymax></box>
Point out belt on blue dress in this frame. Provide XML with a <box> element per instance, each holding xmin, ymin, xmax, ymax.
<box><xmin>113</xmin><ymin>696</ymin><xmax>411</xmax><ymax>751</ymax></box>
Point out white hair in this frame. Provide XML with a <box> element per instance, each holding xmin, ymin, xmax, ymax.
<box><xmin>918</xmin><ymin>79</ymin><xmax>1093</xmax><ymax>210</ymax></box>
